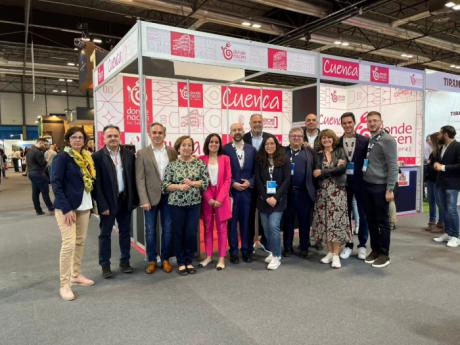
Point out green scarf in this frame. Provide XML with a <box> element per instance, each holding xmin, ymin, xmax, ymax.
<box><xmin>64</xmin><ymin>146</ymin><xmax>96</xmax><ymax>192</ymax></box>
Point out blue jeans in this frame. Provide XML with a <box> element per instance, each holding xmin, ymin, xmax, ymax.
<box><xmin>260</xmin><ymin>211</ymin><xmax>283</xmax><ymax>257</ymax></box>
<box><xmin>438</xmin><ymin>188</ymin><xmax>459</xmax><ymax>237</ymax></box>
<box><xmin>144</xmin><ymin>194</ymin><xmax>173</xmax><ymax>262</ymax></box>
<box><xmin>170</xmin><ymin>204</ymin><xmax>200</xmax><ymax>266</ymax></box>
<box><xmin>434</xmin><ymin>184</ymin><xmax>444</xmax><ymax>225</ymax></box>
<box><xmin>346</xmin><ymin>183</ymin><xmax>369</xmax><ymax>249</ymax></box>
<box><xmin>426</xmin><ymin>181</ymin><xmax>437</xmax><ymax>223</ymax></box>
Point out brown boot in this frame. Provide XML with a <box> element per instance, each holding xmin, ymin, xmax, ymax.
<box><xmin>430</xmin><ymin>227</ymin><xmax>444</xmax><ymax>234</ymax></box>
<box><xmin>162</xmin><ymin>260</ymin><xmax>173</xmax><ymax>273</ymax></box>
<box><xmin>145</xmin><ymin>261</ymin><xmax>157</xmax><ymax>274</ymax></box>
<box><xmin>425</xmin><ymin>222</ymin><xmax>435</xmax><ymax>231</ymax></box>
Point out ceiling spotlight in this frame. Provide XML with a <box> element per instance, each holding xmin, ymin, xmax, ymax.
<box><xmin>242</xmin><ymin>22</ymin><xmax>251</xmax><ymax>26</ymax></box>
<box><xmin>451</xmin><ymin>64</ymin><xmax>456</xmax><ymax>67</ymax></box>
<box><xmin>52</xmin><ymin>89</ymin><xmax>58</xmax><ymax>93</ymax></box>
<box><xmin>252</xmin><ymin>23</ymin><xmax>262</xmax><ymax>29</ymax></box>
<box><xmin>67</xmin><ymin>62</ymin><xmax>75</xmax><ymax>66</ymax></box>
<box><xmin>61</xmin><ymin>90</ymin><xmax>67</xmax><ymax>93</ymax></box>
<box><xmin>58</xmin><ymin>78</ymin><xmax>65</xmax><ymax>82</ymax></box>
<box><xmin>93</xmin><ymin>38</ymin><xmax>102</xmax><ymax>44</ymax></box>
<box><xmin>334</xmin><ymin>40</ymin><xmax>342</xmax><ymax>45</ymax></box>
<box><xmin>453</xmin><ymin>4</ymin><xmax>460</xmax><ymax>9</ymax></box>
<box><xmin>445</xmin><ymin>2</ymin><xmax>456</xmax><ymax>7</ymax></box>
<box><xmin>66</xmin><ymin>79</ymin><xmax>73</xmax><ymax>82</ymax></box>
<box><xmin>456</xmin><ymin>66</ymin><xmax>460</xmax><ymax>69</ymax></box>
<box><xmin>341</xmin><ymin>42</ymin><xmax>349</xmax><ymax>46</ymax></box>
<box><xmin>73</xmin><ymin>47</ymin><xmax>78</xmax><ymax>51</ymax></box>
<box><xmin>81</xmin><ymin>37</ymin><xmax>90</xmax><ymax>42</ymax></box>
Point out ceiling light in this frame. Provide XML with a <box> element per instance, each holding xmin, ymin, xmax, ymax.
<box><xmin>93</xmin><ymin>38</ymin><xmax>102</xmax><ymax>44</ymax></box>
<box><xmin>451</xmin><ymin>64</ymin><xmax>456</xmax><ymax>67</ymax></box>
<box><xmin>252</xmin><ymin>23</ymin><xmax>261</xmax><ymax>29</ymax></box>
<box><xmin>242</xmin><ymin>22</ymin><xmax>251</xmax><ymax>26</ymax></box>
<box><xmin>453</xmin><ymin>4</ymin><xmax>460</xmax><ymax>9</ymax></box>
<box><xmin>81</xmin><ymin>37</ymin><xmax>90</xmax><ymax>42</ymax></box>
<box><xmin>456</xmin><ymin>66</ymin><xmax>460</xmax><ymax>69</ymax></box>
<box><xmin>445</xmin><ymin>2</ymin><xmax>456</xmax><ymax>7</ymax></box>
<box><xmin>67</xmin><ymin>62</ymin><xmax>75</xmax><ymax>66</ymax></box>
<box><xmin>58</xmin><ymin>78</ymin><xmax>65</xmax><ymax>82</ymax></box>
<box><xmin>66</xmin><ymin>79</ymin><xmax>73</xmax><ymax>82</ymax></box>
<box><xmin>73</xmin><ymin>47</ymin><xmax>78</xmax><ymax>51</ymax></box>
<box><xmin>341</xmin><ymin>42</ymin><xmax>349</xmax><ymax>46</ymax></box>
<box><xmin>334</xmin><ymin>40</ymin><xmax>342</xmax><ymax>45</ymax></box>
<box><xmin>61</xmin><ymin>90</ymin><xmax>67</xmax><ymax>93</ymax></box>
<box><xmin>52</xmin><ymin>89</ymin><xmax>58</xmax><ymax>93</ymax></box>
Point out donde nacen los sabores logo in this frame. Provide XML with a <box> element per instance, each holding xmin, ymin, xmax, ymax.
<box><xmin>123</xmin><ymin>76</ymin><xmax>152</xmax><ymax>132</ymax></box>
<box><xmin>221</xmin><ymin>42</ymin><xmax>246</xmax><ymax>62</ymax></box>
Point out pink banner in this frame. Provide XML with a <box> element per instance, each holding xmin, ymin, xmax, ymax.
<box><xmin>221</xmin><ymin>86</ymin><xmax>282</xmax><ymax>112</ymax></box>
<box><xmin>322</xmin><ymin>57</ymin><xmax>359</xmax><ymax>80</ymax></box>
<box><xmin>370</xmin><ymin>65</ymin><xmax>389</xmax><ymax>84</ymax></box>
<box><xmin>178</xmin><ymin>82</ymin><xmax>204</xmax><ymax>108</ymax></box>
<box><xmin>268</xmin><ymin>48</ymin><xmax>287</xmax><ymax>71</ymax></box>
<box><xmin>171</xmin><ymin>32</ymin><xmax>195</xmax><ymax>58</ymax></box>
<box><xmin>123</xmin><ymin>76</ymin><xmax>152</xmax><ymax>132</ymax></box>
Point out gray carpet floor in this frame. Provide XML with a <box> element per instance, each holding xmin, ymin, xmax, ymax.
<box><xmin>1</xmin><ymin>173</ymin><xmax>460</xmax><ymax>345</ymax></box>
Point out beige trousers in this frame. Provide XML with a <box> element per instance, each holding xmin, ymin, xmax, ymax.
<box><xmin>55</xmin><ymin>209</ymin><xmax>91</xmax><ymax>287</ymax></box>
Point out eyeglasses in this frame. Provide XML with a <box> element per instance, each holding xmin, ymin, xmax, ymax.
<box><xmin>70</xmin><ymin>136</ymin><xmax>84</xmax><ymax>140</ymax></box>
<box><xmin>290</xmin><ymin>135</ymin><xmax>303</xmax><ymax>138</ymax></box>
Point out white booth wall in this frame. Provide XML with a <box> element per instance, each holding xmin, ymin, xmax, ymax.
<box><xmin>425</xmin><ymin>90</ymin><xmax>460</xmax><ymax>140</ymax></box>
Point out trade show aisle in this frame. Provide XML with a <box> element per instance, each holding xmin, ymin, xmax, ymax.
<box><xmin>1</xmin><ymin>174</ymin><xmax>460</xmax><ymax>345</ymax></box>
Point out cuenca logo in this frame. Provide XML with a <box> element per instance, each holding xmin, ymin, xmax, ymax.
<box><xmin>330</xmin><ymin>90</ymin><xmax>345</xmax><ymax>103</ymax></box>
<box><xmin>171</xmin><ymin>32</ymin><xmax>195</xmax><ymax>58</ymax></box>
<box><xmin>370</xmin><ymin>66</ymin><xmax>389</xmax><ymax>84</ymax></box>
<box><xmin>221</xmin><ymin>86</ymin><xmax>282</xmax><ymax>112</ymax></box>
<box><xmin>322</xmin><ymin>57</ymin><xmax>359</xmax><ymax>80</ymax></box>
<box><xmin>221</xmin><ymin>42</ymin><xmax>246</xmax><ymax>62</ymax></box>
<box><xmin>268</xmin><ymin>48</ymin><xmax>287</xmax><ymax>70</ymax></box>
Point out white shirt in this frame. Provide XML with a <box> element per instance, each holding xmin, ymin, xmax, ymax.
<box><xmin>107</xmin><ymin>147</ymin><xmax>124</xmax><ymax>193</ymax></box>
<box><xmin>77</xmin><ymin>191</ymin><xmax>93</xmax><ymax>211</ymax></box>
<box><xmin>232</xmin><ymin>142</ymin><xmax>245</xmax><ymax>169</ymax></box>
<box><xmin>251</xmin><ymin>132</ymin><xmax>263</xmax><ymax>151</ymax></box>
<box><xmin>343</xmin><ymin>136</ymin><xmax>356</xmax><ymax>161</ymax></box>
<box><xmin>307</xmin><ymin>133</ymin><xmax>318</xmax><ymax>146</ymax></box>
<box><xmin>208</xmin><ymin>162</ymin><xmax>219</xmax><ymax>186</ymax></box>
<box><xmin>152</xmin><ymin>144</ymin><xmax>169</xmax><ymax>180</ymax></box>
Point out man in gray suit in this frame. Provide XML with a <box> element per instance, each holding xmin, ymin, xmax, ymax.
<box><xmin>136</xmin><ymin>122</ymin><xmax>177</xmax><ymax>274</ymax></box>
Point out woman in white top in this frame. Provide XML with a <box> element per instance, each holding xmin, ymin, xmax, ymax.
<box><xmin>50</xmin><ymin>127</ymin><xmax>96</xmax><ymax>301</ymax></box>
<box><xmin>199</xmin><ymin>134</ymin><xmax>232</xmax><ymax>270</ymax></box>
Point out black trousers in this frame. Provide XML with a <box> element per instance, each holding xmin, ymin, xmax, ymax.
<box><xmin>363</xmin><ymin>182</ymin><xmax>391</xmax><ymax>256</ymax></box>
<box><xmin>28</xmin><ymin>171</ymin><xmax>54</xmax><ymax>213</ymax></box>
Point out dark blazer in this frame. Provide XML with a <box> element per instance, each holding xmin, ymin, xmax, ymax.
<box><xmin>243</xmin><ymin>131</ymin><xmax>271</xmax><ymax>151</ymax></box>
<box><xmin>315</xmin><ymin>147</ymin><xmax>347</xmax><ymax>187</ymax></box>
<box><xmin>51</xmin><ymin>152</ymin><xmax>86</xmax><ymax>214</ymax></box>
<box><xmin>284</xmin><ymin>146</ymin><xmax>316</xmax><ymax>202</ymax></box>
<box><xmin>255</xmin><ymin>158</ymin><xmax>291</xmax><ymax>213</ymax></box>
<box><xmin>302</xmin><ymin>127</ymin><xmax>321</xmax><ymax>152</ymax></box>
<box><xmin>338</xmin><ymin>133</ymin><xmax>369</xmax><ymax>187</ymax></box>
<box><xmin>437</xmin><ymin>140</ymin><xmax>460</xmax><ymax>190</ymax></box>
<box><xmin>223</xmin><ymin>142</ymin><xmax>257</xmax><ymax>193</ymax></box>
<box><xmin>92</xmin><ymin>145</ymin><xmax>139</xmax><ymax>214</ymax></box>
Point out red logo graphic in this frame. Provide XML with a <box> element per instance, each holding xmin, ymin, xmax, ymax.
<box><xmin>171</xmin><ymin>32</ymin><xmax>195</xmax><ymax>58</ymax></box>
<box><xmin>263</xmin><ymin>116</ymin><xmax>279</xmax><ymax>129</ymax></box>
<box><xmin>221</xmin><ymin>86</ymin><xmax>282</xmax><ymax>112</ymax></box>
<box><xmin>268</xmin><ymin>48</ymin><xmax>287</xmax><ymax>70</ymax></box>
<box><xmin>370</xmin><ymin>66</ymin><xmax>389</xmax><ymax>84</ymax></box>
<box><xmin>330</xmin><ymin>90</ymin><xmax>345</xmax><ymax>103</ymax></box>
<box><xmin>123</xmin><ymin>76</ymin><xmax>152</xmax><ymax>132</ymax></box>
<box><xmin>97</xmin><ymin>64</ymin><xmax>105</xmax><ymax>85</ymax></box>
<box><xmin>322</xmin><ymin>57</ymin><xmax>359</xmax><ymax>80</ymax></box>
<box><xmin>355</xmin><ymin>112</ymin><xmax>370</xmax><ymax>137</ymax></box>
<box><xmin>410</xmin><ymin>73</ymin><xmax>417</xmax><ymax>86</ymax></box>
<box><xmin>220</xmin><ymin>42</ymin><xmax>246</xmax><ymax>62</ymax></box>
<box><xmin>178</xmin><ymin>82</ymin><xmax>203</xmax><ymax>108</ymax></box>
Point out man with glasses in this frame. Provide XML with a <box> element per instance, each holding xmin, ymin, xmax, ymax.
<box><xmin>283</xmin><ymin>127</ymin><xmax>316</xmax><ymax>258</ymax></box>
<box><xmin>93</xmin><ymin>125</ymin><xmax>139</xmax><ymax>278</ymax></box>
<box><xmin>136</xmin><ymin>122</ymin><xmax>177</xmax><ymax>274</ymax></box>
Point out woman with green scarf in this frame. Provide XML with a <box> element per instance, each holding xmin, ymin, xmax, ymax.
<box><xmin>51</xmin><ymin>127</ymin><xmax>96</xmax><ymax>301</ymax></box>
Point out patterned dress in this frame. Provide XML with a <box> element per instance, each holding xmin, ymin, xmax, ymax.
<box><xmin>311</xmin><ymin>160</ymin><xmax>352</xmax><ymax>243</ymax></box>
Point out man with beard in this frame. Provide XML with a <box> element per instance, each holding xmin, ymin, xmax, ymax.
<box><xmin>224</xmin><ymin>123</ymin><xmax>257</xmax><ymax>263</ymax></box>
<box><xmin>433</xmin><ymin>126</ymin><xmax>460</xmax><ymax>248</ymax></box>
<box><xmin>26</xmin><ymin>138</ymin><xmax>55</xmax><ymax>215</ymax></box>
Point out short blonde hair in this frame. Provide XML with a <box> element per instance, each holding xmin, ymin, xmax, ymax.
<box><xmin>318</xmin><ymin>129</ymin><xmax>339</xmax><ymax>150</ymax></box>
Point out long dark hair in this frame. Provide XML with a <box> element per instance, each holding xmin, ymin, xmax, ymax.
<box><xmin>203</xmin><ymin>133</ymin><xmax>223</xmax><ymax>155</ymax></box>
<box><xmin>429</xmin><ymin>132</ymin><xmax>440</xmax><ymax>158</ymax></box>
<box><xmin>256</xmin><ymin>135</ymin><xmax>286</xmax><ymax>168</ymax></box>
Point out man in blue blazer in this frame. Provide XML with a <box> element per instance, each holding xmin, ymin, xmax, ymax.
<box><xmin>224</xmin><ymin>122</ymin><xmax>257</xmax><ymax>264</ymax></box>
<box><xmin>92</xmin><ymin>125</ymin><xmax>139</xmax><ymax>278</ymax></box>
<box><xmin>338</xmin><ymin>112</ymin><xmax>369</xmax><ymax>260</ymax></box>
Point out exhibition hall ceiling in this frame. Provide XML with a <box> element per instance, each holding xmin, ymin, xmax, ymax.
<box><xmin>1</xmin><ymin>0</ymin><xmax>460</xmax><ymax>96</ymax></box>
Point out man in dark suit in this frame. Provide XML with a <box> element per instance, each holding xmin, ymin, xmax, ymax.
<box><xmin>93</xmin><ymin>125</ymin><xmax>139</xmax><ymax>278</ymax></box>
<box><xmin>243</xmin><ymin>113</ymin><xmax>270</xmax><ymax>253</ymax></box>
<box><xmin>283</xmin><ymin>127</ymin><xmax>316</xmax><ymax>258</ymax></box>
<box><xmin>224</xmin><ymin>122</ymin><xmax>257</xmax><ymax>263</ymax></box>
<box><xmin>338</xmin><ymin>112</ymin><xmax>369</xmax><ymax>260</ymax></box>
<box><xmin>433</xmin><ymin>125</ymin><xmax>460</xmax><ymax>248</ymax></box>
<box><xmin>302</xmin><ymin>113</ymin><xmax>321</xmax><ymax>152</ymax></box>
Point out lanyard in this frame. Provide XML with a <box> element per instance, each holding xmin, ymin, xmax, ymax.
<box><xmin>343</xmin><ymin>139</ymin><xmax>355</xmax><ymax>161</ymax></box>
<box><xmin>366</xmin><ymin>131</ymin><xmax>384</xmax><ymax>159</ymax></box>
<box><xmin>289</xmin><ymin>148</ymin><xmax>301</xmax><ymax>163</ymax></box>
<box><xmin>268</xmin><ymin>165</ymin><xmax>274</xmax><ymax>180</ymax></box>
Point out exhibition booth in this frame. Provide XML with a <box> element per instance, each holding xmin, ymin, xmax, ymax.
<box><xmin>93</xmin><ymin>20</ymin><xmax>426</xmax><ymax>251</ymax></box>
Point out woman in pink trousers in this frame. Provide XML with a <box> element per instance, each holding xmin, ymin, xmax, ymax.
<box><xmin>199</xmin><ymin>133</ymin><xmax>232</xmax><ymax>271</ymax></box>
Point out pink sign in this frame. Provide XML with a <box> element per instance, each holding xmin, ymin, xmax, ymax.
<box><xmin>97</xmin><ymin>65</ymin><xmax>105</xmax><ymax>85</ymax></box>
<box><xmin>178</xmin><ymin>82</ymin><xmax>203</xmax><ymax>108</ymax></box>
<box><xmin>171</xmin><ymin>32</ymin><xmax>195</xmax><ymax>58</ymax></box>
<box><xmin>221</xmin><ymin>86</ymin><xmax>282</xmax><ymax>112</ymax></box>
<box><xmin>268</xmin><ymin>48</ymin><xmax>287</xmax><ymax>70</ymax></box>
<box><xmin>123</xmin><ymin>76</ymin><xmax>152</xmax><ymax>132</ymax></box>
<box><xmin>322</xmin><ymin>57</ymin><xmax>359</xmax><ymax>80</ymax></box>
<box><xmin>370</xmin><ymin>65</ymin><xmax>389</xmax><ymax>84</ymax></box>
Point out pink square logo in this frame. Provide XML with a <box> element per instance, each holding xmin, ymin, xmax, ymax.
<box><xmin>171</xmin><ymin>32</ymin><xmax>195</xmax><ymax>58</ymax></box>
<box><xmin>268</xmin><ymin>48</ymin><xmax>287</xmax><ymax>70</ymax></box>
<box><xmin>178</xmin><ymin>82</ymin><xmax>203</xmax><ymax>108</ymax></box>
<box><xmin>370</xmin><ymin>65</ymin><xmax>389</xmax><ymax>84</ymax></box>
<box><xmin>97</xmin><ymin>64</ymin><xmax>105</xmax><ymax>85</ymax></box>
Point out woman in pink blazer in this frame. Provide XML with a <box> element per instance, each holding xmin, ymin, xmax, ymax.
<box><xmin>199</xmin><ymin>133</ymin><xmax>232</xmax><ymax>270</ymax></box>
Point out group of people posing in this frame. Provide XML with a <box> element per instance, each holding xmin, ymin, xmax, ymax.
<box><xmin>28</xmin><ymin>111</ymin><xmax>409</xmax><ymax>301</ymax></box>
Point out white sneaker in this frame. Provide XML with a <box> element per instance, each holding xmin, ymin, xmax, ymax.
<box><xmin>357</xmin><ymin>247</ymin><xmax>367</xmax><ymax>260</ymax></box>
<box><xmin>331</xmin><ymin>255</ymin><xmax>341</xmax><ymax>269</ymax></box>
<box><xmin>433</xmin><ymin>234</ymin><xmax>450</xmax><ymax>243</ymax></box>
<box><xmin>340</xmin><ymin>247</ymin><xmax>352</xmax><ymax>259</ymax></box>
<box><xmin>267</xmin><ymin>256</ymin><xmax>281</xmax><ymax>270</ymax></box>
<box><xmin>320</xmin><ymin>252</ymin><xmax>333</xmax><ymax>264</ymax></box>
<box><xmin>446</xmin><ymin>237</ymin><xmax>460</xmax><ymax>248</ymax></box>
<box><xmin>264</xmin><ymin>253</ymin><xmax>273</xmax><ymax>263</ymax></box>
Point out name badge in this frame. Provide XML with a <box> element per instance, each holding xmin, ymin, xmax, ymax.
<box><xmin>346</xmin><ymin>162</ymin><xmax>355</xmax><ymax>175</ymax></box>
<box><xmin>290</xmin><ymin>162</ymin><xmax>295</xmax><ymax>176</ymax></box>
<box><xmin>266</xmin><ymin>180</ymin><xmax>277</xmax><ymax>194</ymax></box>
<box><xmin>362</xmin><ymin>159</ymin><xmax>369</xmax><ymax>173</ymax></box>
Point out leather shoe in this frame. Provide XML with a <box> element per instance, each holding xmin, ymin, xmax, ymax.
<box><xmin>230</xmin><ymin>255</ymin><xmax>239</xmax><ymax>264</ymax></box>
<box><xmin>162</xmin><ymin>260</ymin><xmax>173</xmax><ymax>273</ymax></box>
<box><xmin>186</xmin><ymin>265</ymin><xmax>197</xmax><ymax>274</ymax></box>
<box><xmin>119</xmin><ymin>262</ymin><xmax>134</xmax><ymax>273</ymax></box>
<box><xmin>242</xmin><ymin>254</ymin><xmax>253</xmax><ymax>263</ymax></box>
<box><xmin>282</xmin><ymin>248</ymin><xmax>294</xmax><ymax>257</ymax></box>
<box><xmin>298</xmin><ymin>249</ymin><xmax>309</xmax><ymax>258</ymax></box>
<box><xmin>145</xmin><ymin>261</ymin><xmax>157</xmax><ymax>274</ymax></box>
<box><xmin>102</xmin><ymin>265</ymin><xmax>113</xmax><ymax>279</ymax></box>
